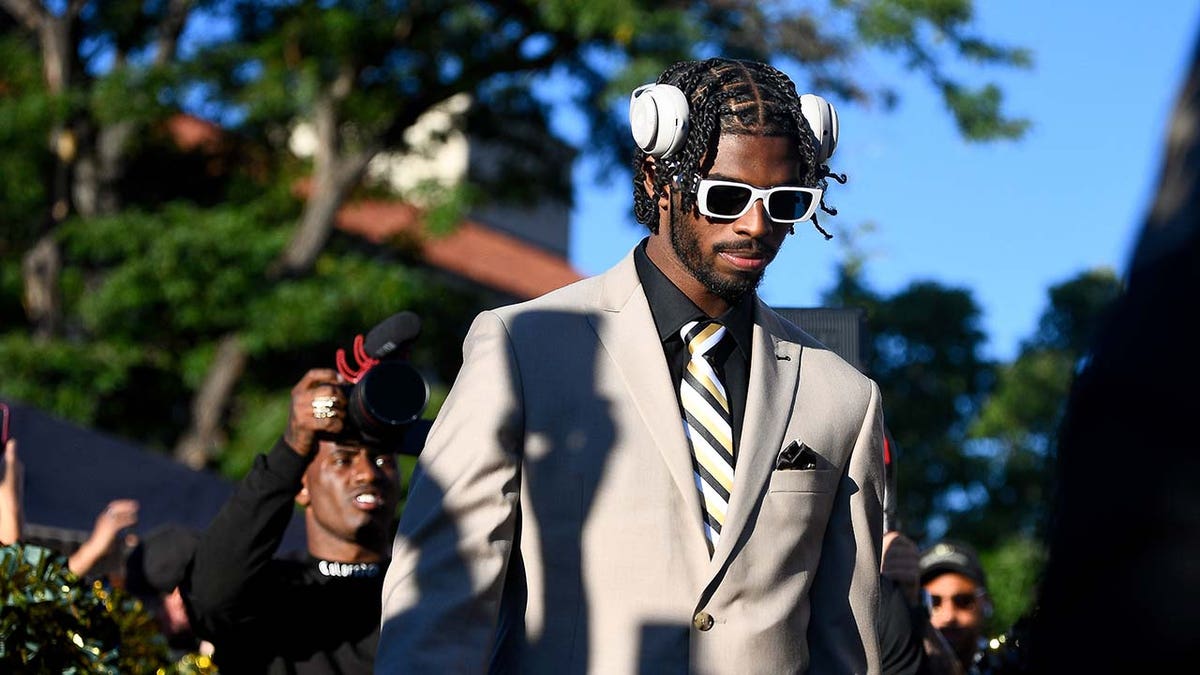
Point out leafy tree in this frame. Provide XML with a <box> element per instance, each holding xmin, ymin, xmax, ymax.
<box><xmin>868</xmin><ymin>280</ymin><xmax>994</xmax><ymax>543</ymax></box>
<box><xmin>972</xmin><ymin>273</ymin><xmax>1120</xmax><ymax>635</ymax></box>
<box><xmin>823</xmin><ymin>258</ymin><xmax>1122</xmax><ymax>631</ymax></box>
<box><xmin>0</xmin><ymin>0</ymin><xmax>1033</xmax><ymax>475</ymax></box>
<box><xmin>939</xmin><ymin>269</ymin><xmax>1122</xmax><ymax>630</ymax></box>
<box><xmin>978</xmin><ymin>535</ymin><xmax>1045</xmax><ymax>636</ymax></box>
<box><xmin>823</xmin><ymin>222</ymin><xmax>1124</xmax><ymax>545</ymax></box>
<box><xmin>0</xmin><ymin>0</ymin><xmax>198</xmax><ymax>339</ymax></box>
<box><xmin>823</xmin><ymin>228</ymin><xmax>995</xmax><ymax>544</ymax></box>
<box><xmin>964</xmin><ymin>268</ymin><xmax>1123</xmax><ymax>547</ymax></box>
<box><xmin>1</xmin><ymin>195</ymin><xmax>484</xmax><ymax>466</ymax></box>
<box><xmin>0</xmin><ymin>27</ymin><xmax>49</xmax><ymax>248</ymax></box>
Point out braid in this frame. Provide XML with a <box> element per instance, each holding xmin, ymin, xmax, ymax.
<box><xmin>631</xmin><ymin>58</ymin><xmax>842</xmax><ymax>238</ymax></box>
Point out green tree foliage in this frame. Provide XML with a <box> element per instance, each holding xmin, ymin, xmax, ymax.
<box><xmin>978</xmin><ymin>535</ymin><xmax>1045</xmax><ymax>637</ymax></box>
<box><xmin>186</xmin><ymin>0</ymin><xmax>1032</xmax><ymax>233</ymax></box>
<box><xmin>868</xmin><ymin>282</ymin><xmax>995</xmax><ymax>539</ymax></box>
<box><xmin>0</xmin><ymin>31</ymin><xmax>50</xmax><ymax>248</ymax></box>
<box><xmin>966</xmin><ymin>269</ymin><xmax>1123</xmax><ymax>543</ymax></box>
<box><xmin>824</xmin><ymin>249</ymin><xmax>994</xmax><ymax>543</ymax></box>
<box><xmin>1</xmin><ymin>195</ymin><xmax>481</xmax><ymax>467</ymax></box>
<box><xmin>823</xmin><ymin>258</ymin><xmax>1123</xmax><ymax>632</ymax></box>
<box><xmin>837</xmin><ymin>0</ymin><xmax>1032</xmax><ymax>140</ymax></box>
<box><xmin>949</xmin><ymin>269</ymin><xmax>1123</xmax><ymax>626</ymax></box>
<box><xmin>0</xmin><ymin>0</ymin><xmax>1031</xmax><ymax>477</ymax></box>
<box><xmin>1026</xmin><ymin>268</ymin><xmax>1125</xmax><ymax>354</ymax></box>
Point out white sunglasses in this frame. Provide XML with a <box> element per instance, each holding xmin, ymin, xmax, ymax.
<box><xmin>695</xmin><ymin>179</ymin><xmax>822</xmax><ymax>223</ymax></box>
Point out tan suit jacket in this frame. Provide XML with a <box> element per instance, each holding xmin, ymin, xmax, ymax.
<box><xmin>378</xmin><ymin>250</ymin><xmax>885</xmax><ymax>673</ymax></box>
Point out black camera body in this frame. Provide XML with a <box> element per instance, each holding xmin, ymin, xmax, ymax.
<box><xmin>343</xmin><ymin>360</ymin><xmax>428</xmax><ymax>441</ymax></box>
<box><xmin>335</xmin><ymin>312</ymin><xmax>429</xmax><ymax>453</ymax></box>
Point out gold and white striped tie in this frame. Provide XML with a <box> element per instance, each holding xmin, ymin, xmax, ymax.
<box><xmin>680</xmin><ymin>320</ymin><xmax>734</xmax><ymax>554</ymax></box>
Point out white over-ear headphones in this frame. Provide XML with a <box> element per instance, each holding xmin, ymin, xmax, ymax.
<box><xmin>629</xmin><ymin>83</ymin><xmax>840</xmax><ymax>165</ymax></box>
<box><xmin>629</xmin><ymin>83</ymin><xmax>690</xmax><ymax>160</ymax></box>
<box><xmin>800</xmin><ymin>93</ymin><xmax>839</xmax><ymax>163</ymax></box>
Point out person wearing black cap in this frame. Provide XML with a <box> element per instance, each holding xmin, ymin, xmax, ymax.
<box><xmin>919</xmin><ymin>540</ymin><xmax>992</xmax><ymax>674</ymax></box>
<box><xmin>183</xmin><ymin>368</ymin><xmax>401</xmax><ymax>674</ymax></box>
<box><xmin>125</xmin><ymin>523</ymin><xmax>207</xmax><ymax>657</ymax></box>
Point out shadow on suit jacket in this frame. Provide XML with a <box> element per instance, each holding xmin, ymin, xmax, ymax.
<box><xmin>380</xmin><ymin>308</ymin><xmax>691</xmax><ymax>673</ymax></box>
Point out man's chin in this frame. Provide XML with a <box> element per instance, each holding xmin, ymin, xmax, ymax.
<box><xmin>355</xmin><ymin>517</ymin><xmax>394</xmax><ymax>543</ymax></box>
<box><xmin>701</xmin><ymin>270</ymin><xmax>763</xmax><ymax>305</ymax></box>
<box><xmin>938</xmin><ymin>628</ymin><xmax>979</xmax><ymax>662</ymax></box>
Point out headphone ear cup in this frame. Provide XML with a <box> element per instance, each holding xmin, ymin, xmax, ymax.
<box><xmin>800</xmin><ymin>93</ymin><xmax>839</xmax><ymax>164</ymax></box>
<box><xmin>630</xmin><ymin>83</ymin><xmax>690</xmax><ymax>159</ymax></box>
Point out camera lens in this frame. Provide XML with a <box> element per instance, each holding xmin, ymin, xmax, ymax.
<box><xmin>348</xmin><ymin>361</ymin><xmax>429</xmax><ymax>433</ymax></box>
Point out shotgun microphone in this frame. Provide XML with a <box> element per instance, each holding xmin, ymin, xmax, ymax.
<box><xmin>334</xmin><ymin>311</ymin><xmax>429</xmax><ymax>452</ymax></box>
<box><xmin>363</xmin><ymin>311</ymin><xmax>421</xmax><ymax>360</ymax></box>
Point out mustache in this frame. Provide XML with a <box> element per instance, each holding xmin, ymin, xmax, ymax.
<box><xmin>713</xmin><ymin>239</ymin><xmax>779</xmax><ymax>257</ymax></box>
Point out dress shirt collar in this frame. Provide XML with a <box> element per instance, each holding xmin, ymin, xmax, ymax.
<box><xmin>632</xmin><ymin>240</ymin><xmax>754</xmax><ymax>359</ymax></box>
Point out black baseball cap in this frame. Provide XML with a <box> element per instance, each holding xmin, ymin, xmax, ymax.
<box><xmin>124</xmin><ymin>523</ymin><xmax>199</xmax><ymax>596</ymax></box>
<box><xmin>919</xmin><ymin>539</ymin><xmax>987</xmax><ymax>588</ymax></box>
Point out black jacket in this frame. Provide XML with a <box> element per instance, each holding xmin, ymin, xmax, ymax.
<box><xmin>183</xmin><ymin>439</ymin><xmax>386</xmax><ymax>674</ymax></box>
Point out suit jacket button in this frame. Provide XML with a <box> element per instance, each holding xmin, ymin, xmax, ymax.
<box><xmin>693</xmin><ymin>611</ymin><xmax>714</xmax><ymax>631</ymax></box>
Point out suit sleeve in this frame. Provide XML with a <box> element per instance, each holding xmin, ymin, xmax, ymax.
<box><xmin>808</xmin><ymin>380</ymin><xmax>886</xmax><ymax>674</ymax></box>
<box><xmin>377</xmin><ymin>310</ymin><xmax>525</xmax><ymax>673</ymax></box>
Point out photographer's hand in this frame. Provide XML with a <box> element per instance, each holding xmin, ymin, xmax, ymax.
<box><xmin>284</xmin><ymin>368</ymin><xmax>347</xmax><ymax>458</ymax></box>
<box><xmin>69</xmin><ymin>498</ymin><xmax>139</xmax><ymax>576</ymax></box>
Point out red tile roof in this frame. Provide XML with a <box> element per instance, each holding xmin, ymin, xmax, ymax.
<box><xmin>166</xmin><ymin>114</ymin><xmax>225</xmax><ymax>153</ymax></box>
<box><xmin>334</xmin><ymin>199</ymin><xmax>583</xmax><ymax>300</ymax></box>
<box><xmin>164</xmin><ymin>113</ymin><xmax>584</xmax><ymax>300</ymax></box>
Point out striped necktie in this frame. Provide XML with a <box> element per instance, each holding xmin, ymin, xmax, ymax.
<box><xmin>680</xmin><ymin>320</ymin><xmax>734</xmax><ymax>554</ymax></box>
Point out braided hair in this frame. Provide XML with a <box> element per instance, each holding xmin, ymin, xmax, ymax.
<box><xmin>631</xmin><ymin>58</ymin><xmax>841</xmax><ymax>239</ymax></box>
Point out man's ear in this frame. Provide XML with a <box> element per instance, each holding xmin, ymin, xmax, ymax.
<box><xmin>295</xmin><ymin>476</ymin><xmax>311</xmax><ymax>507</ymax></box>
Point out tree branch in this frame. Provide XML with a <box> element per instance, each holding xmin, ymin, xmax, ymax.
<box><xmin>154</xmin><ymin>0</ymin><xmax>195</xmax><ymax>66</ymax></box>
<box><xmin>0</xmin><ymin>0</ymin><xmax>45</xmax><ymax>31</ymax></box>
<box><xmin>174</xmin><ymin>334</ymin><xmax>248</xmax><ymax>468</ymax></box>
<box><xmin>330</xmin><ymin>63</ymin><xmax>356</xmax><ymax>103</ymax></box>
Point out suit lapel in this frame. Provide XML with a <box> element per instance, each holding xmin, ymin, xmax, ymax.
<box><xmin>586</xmin><ymin>253</ymin><xmax>712</xmax><ymax>568</ymax></box>
<box><xmin>710</xmin><ymin>303</ymin><xmax>801</xmax><ymax>569</ymax></box>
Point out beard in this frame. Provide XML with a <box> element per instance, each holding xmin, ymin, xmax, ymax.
<box><xmin>938</xmin><ymin>626</ymin><xmax>982</xmax><ymax>666</ymax></box>
<box><xmin>670</xmin><ymin>209</ymin><xmax>773</xmax><ymax>305</ymax></box>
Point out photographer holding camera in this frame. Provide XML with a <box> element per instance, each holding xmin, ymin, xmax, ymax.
<box><xmin>183</xmin><ymin>313</ymin><xmax>428</xmax><ymax>674</ymax></box>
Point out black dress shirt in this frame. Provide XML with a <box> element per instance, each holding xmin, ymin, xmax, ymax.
<box><xmin>633</xmin><ymin>241</ymin><xmax>754</xmax><ymax>461</ymax></box>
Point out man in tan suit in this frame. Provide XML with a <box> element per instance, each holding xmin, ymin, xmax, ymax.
<box><xmin>378</xmin><ymin>58</ymin><xmax>885</xmax><ymax>674</ymax></box>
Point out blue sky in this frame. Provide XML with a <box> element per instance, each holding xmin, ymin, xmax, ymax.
<box><xmin>566</xmin><ymin>3</ymin><xmax>1200</xmax><ymax>362</ymax></box>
